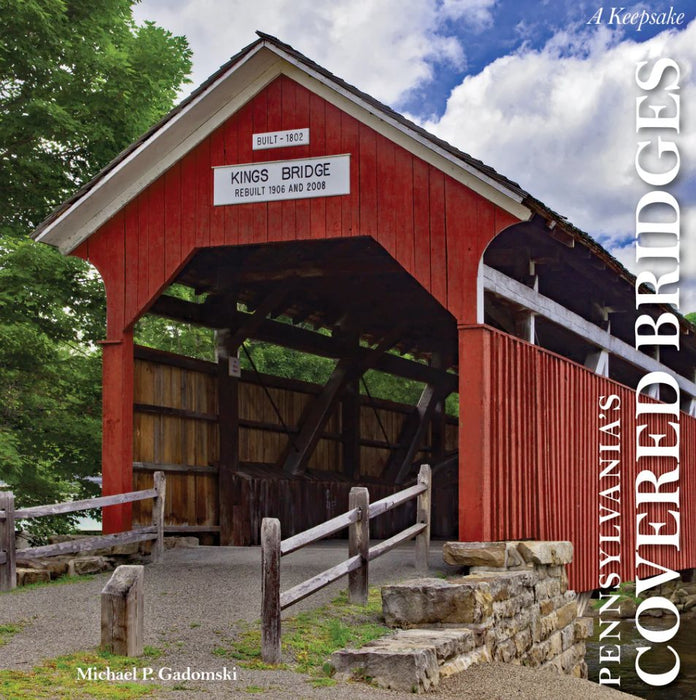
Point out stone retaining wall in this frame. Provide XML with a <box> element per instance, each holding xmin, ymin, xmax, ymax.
<box><xmin>329</xmin><ymin>541</ymin><xmax>593</xmax><ymax>693</ymax></box>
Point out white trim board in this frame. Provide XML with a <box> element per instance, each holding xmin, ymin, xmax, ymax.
<box><xmin>483</xmin><ymin>265</ymin><xmax>696</xmax><ymax>399</ymax></box>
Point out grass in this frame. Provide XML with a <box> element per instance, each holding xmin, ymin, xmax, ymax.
<box><xmin>0</xmin><ymin>649</ymin><xmax>159</xmax><ymax>699</ymax></box>
<box><xmin>0</xmin><ymin>622</ymin><xmax>26</xmax><ymax>646</ymax></box>
<box><xmin>221</xmin><ymin>587</ymin><xmax>389</xmax><ymax>680</ymax></box>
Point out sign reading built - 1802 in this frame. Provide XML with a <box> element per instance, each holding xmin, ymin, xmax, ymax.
<box><xmin>213</xmin><ymin>154</ymin><xmax>350</xmax><ymax>206</ymax></box>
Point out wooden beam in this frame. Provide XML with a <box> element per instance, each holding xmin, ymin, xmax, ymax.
<box><xmin>217</xmin><ymin>331</ymin><xmax>240</xmax><ymax>546</ymax></box>
<box><xmin>383</xmin><ymin>384</ymin><xmax>449</xmax><ymax>484</ymax></box>
<box><xmin>148</xmin><ymin>297</ymin><xmax>458</xmax><ymax>387</ymax></box>
<box><xmin>283</xmin><ymin>331</ymin><xmax>401</xmax><ymax>476</ymax></box>
<box><xmin>483</xmin><ymin>265</ymin><xmax>696</xmax><ymax>398</ymax></box>
<box><xmin>223</xmin><ymin>282</ymin><xmax>293</xmax><ymax>352</ymax></box>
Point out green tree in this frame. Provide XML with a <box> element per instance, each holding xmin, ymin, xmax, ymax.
<box><xmin>0</xmin><ymin>0</ymin><xmax>192</xmax><ymax>517</ymax></box>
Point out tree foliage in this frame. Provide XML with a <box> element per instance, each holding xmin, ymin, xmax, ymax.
<box><xmin>0</xmin><ymin>0</ymin><xmax>192</xmax><ymax>512</ymax></box>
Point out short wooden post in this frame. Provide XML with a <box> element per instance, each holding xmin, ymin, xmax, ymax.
<box><xmin>0</xmin><ymin>493</ymin><xmax>16</xmax><ymax>591</ymax></box>
<box><xmin>348</xmin><ymin>487</ymin><xmax>369</xmax><ymax>605</ymax></box>
<box><xmin>101</xmin><ymin>565</ymin><xmax>144</xmax><ymax>656</ymax></box>
<box><xmin>152</xmin><ymin>471</ymin><xmax>165</xmax><ymax>562</ymax></box>
<box><xmin>415</xmin><ymin>464</ymin><xmax>431</xmax><ymax>572</ymax></box>
<box><xmin>261</xmin><ymin>518</ymin><xmax>281</xmax><ymax>664</ymax></box>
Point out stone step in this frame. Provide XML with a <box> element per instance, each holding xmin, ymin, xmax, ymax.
<box><xmin>328</xmin><ymin>627</ymin><xmax>477</xmax><ymax>693</ymax></box>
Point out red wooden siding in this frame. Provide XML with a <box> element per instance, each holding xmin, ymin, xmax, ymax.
<box><xmin>459</xmin><ymin>325</ymin><xmax>696</xmax><ymax>592</ymax></box>
<box><xmin>77</xmin><ymin>74</ymin><xmax>519</xmax><ymax>336</ymax></box>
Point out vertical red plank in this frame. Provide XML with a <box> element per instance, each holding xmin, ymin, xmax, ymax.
<box><xmin>376</xmin><ymin>136</ymin><xmax>396</xmax><ymax>256</ymax></box>
<box><xmin>358</xmin><ymin>124</ymin><xmax>377</xmax><ymax>238</ymax></box>
<box><xmin>223</xmin><ymin>112</ymin><xmax>240</xmax><ymax>245</ymax></box>
<box><xmin>250</xmin><ymin>86</ymin><xmax>269</xmax><ymax>242</ymax></box>
<box><xmin>122</xmin><ymin>200</ymin><xmax>139</xmax><ymax>327</ymax></box>
<box><xmin>236</xmin><ymin>103</ymin><xmax>255</xmax><ymax>244</ymax></box>
<box><xmin>136</xmin><ymin>194</ymin><xmax>150</xmax><ymax>312</ymax></box>
<box><xmin>266</xmin><ymin>76</ymin><xmax>282</xmax><ymax>132</ymax></box>
<box><xmin>412</xmin><ymin>157</ymin><xmax>431</xmax><ymax>294</ymax></box>
<box><xmin>280</xmin><ymin>77</ymin><xmax>298</xmax><ymax>241</ymax></box>
<box><xmin>324</xmin><ymin>101</ymin><xmax>342</xmax><ymax>237</ymax></box>
<box><xmin>292</xmin><ymin>80</ymin><xmax>312</xmax><ymax>160</ymax></box>
<box><xmin>195</xmin><ymin>138</ymin><xmax>211</xmax><ymax>248</ymax></box>
<box><xmin>340</xmin><ymin>112</ymin><xmax>359</xmax><ymax>237</ymax></box>
<box><xmin>180</xmin><ymin>149</ymin><xmax>198</xmax><ymax>259</ymax></box>
<box><xmin>209</xmin><ymin>124</ymin><xmax>227</xmax><ymax>246</ymax></box>
<box><xmin>445</xmin><ymin>180</ymin><xmax>478</xmax><ymax>322</ymax></box>
<box><xmin>265</xmin><ymin>78</ymin><xmax>283</xmax><ymax>242</ymax></box>
<box><xmin>309</xmin><ymin>93</ymin><xmax>326</xmax><ymax>239</ymax></box>
<box><xmin>293</xmin><ymin>84</ymin><xmax>311</xmax><ymax>238</ymax></box>
<box><xmin>428</xmin><ymin>168</ymin><xmax>447</xmax><ymax>309</ymax></box>
<box><xmin>147</xmin><ymin>176</ymin><xmax>166</xmax><ymax>301</ymax></box>
<box><xmin>164</xmin><ymin>164</ymin><xmax>182</xmax><ymax>281</ymax></box>
<box><xmin>394</xmin><ymin>146</ymin><xmax>414</xmax><ymax>275</ymax></box>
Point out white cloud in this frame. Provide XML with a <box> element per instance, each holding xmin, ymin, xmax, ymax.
<box><xmin>134</xmin><ymin>0</ymin><xmax>467</xmax><ymax>106</ymax></box>
<box><xmin>422</xmin><ymin>20</ymin><xmax>696</xmax><ymax>307</ymax></box>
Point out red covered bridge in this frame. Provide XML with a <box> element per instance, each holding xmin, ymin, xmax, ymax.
<box><xmin>33</xmin><ymin>33</ymin><xmax>696</xmax><ymax>592</ymax></box>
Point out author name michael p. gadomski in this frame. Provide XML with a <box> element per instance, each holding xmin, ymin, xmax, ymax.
<box><xmin>76</xmin><ymin>666</ymin><xmax>238</xmax><ymax>682</ymax></box>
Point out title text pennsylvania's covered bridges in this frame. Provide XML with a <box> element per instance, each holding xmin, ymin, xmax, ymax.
<box><xmin>33</xmin><ymin>34</ymin><xmax>696</xmax><ymax>592</ymax></box>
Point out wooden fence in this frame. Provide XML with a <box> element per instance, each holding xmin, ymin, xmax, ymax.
<box><xmin>261</xmin><ymin>464</ymin><xmax>431</xmax><ymax>663</ymax></box>
<box><xmin>0</xmin><ymin>472</ymin><xmax>166</xmax><ymax>592</ymax></box>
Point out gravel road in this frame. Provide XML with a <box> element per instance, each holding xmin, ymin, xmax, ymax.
<box><xmin>0</xmin><ymin>543</ymin><xmax>638</xmax><ymax>699</ymax></box>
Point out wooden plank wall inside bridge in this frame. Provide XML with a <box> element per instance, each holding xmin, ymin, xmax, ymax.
<box><xmin>131</xmin><ymin>346</ymin><xmax>458</xmax><ymax>543</ymax></box>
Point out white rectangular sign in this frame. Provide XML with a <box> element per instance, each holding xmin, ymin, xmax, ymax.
<box><xmin>252</xmin><ymin>128</ymin><xmax>309</xmax><ymax>150</ymax></box>
<box><xmin>213</xmin><ymin>154</ymin><xmax>350</xmax><ymax>206</ymax></box>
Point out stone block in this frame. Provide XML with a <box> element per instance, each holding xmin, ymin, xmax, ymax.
<box><xmin>574</xmin><ymin>617</ymin><xmax>594</xmax><ymax>641</ymax></box>
<box><xmin>561</xmin><ymin>623</ymin><xmax>575</xmax><ymax>650</ymax></box>
<box><xmin>682</xmin><ymin>594</ymin><xmax>696</xmax><ymax>612</ymax></box>
<box><xmin>109</xmin><ymin>542</ymin><xmax>140</xmax><ymax>556</ymax></box>
<box><xmin>493</xmin><ymin>638</ymin><xmax>516</xmax><ymax>662</ymax></box>
<box><xmin>443</xmin><ymin>542</ymin><xmax>507</xmax><ymax>568</ymax></box>
<box><xmin>547</xmin><ymin>631</ymin><xmax>563</xmax><ymax>658</ymax></box>
<box><xmin>439</xmin><ymin>646</ymin><xmax>491</xmax><ymax>678</ymax></box>
<box><xmin>17</xmin><ymin>567</ymin><xmax>51</xmax><ymax>586</ymax></box>
<box><xmin>382</xmin><ymin>578</ymin><xmax>493</xmax><ymax>628</ymax></box>
<box><xmin>517</xmin><ymin>541</ymin><xmax>573</xmax><ymax>566</ymax></box>
<box><xmin>330</xmin><ymin>644</ymin><xmax>439</xmax><ymax>693</ymax></box>
<box><xmin>539</xmin><ymin>599</ymin><xmax>554</xmax><ymax>616</ymax></box>
<box><xmin>514</xmin><ymin>628</ymin><xmax>532</xmax><ymax>655</ymax></box>
<box><xmin>68</xmin><ymin>556</ymin><xmax>113</xmax><ymax>576</ymax></box>
<box><xmin>493</xmin><ymin>589</ymin><xmax>535</xmax><ymax>619</ymax></box>
<box><xmin>534</xmin><ymin>578</ymin><xmax>561</xmax><ymax>600</ymax></box>
<box><xmin>556</xmin><ymin>600</ymin><xmax>578</xmax><ymax>630</ymax></box>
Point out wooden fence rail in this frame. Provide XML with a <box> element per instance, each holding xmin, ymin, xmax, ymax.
<box><xmin>261</xmin><ymin>464</ymin><xmax>431</xmax><ymax>663</ymax></box>
<box><xmin>0</xmin><ymin>472</ymin><xmax>166</xmax><ymax>592</ymax></box>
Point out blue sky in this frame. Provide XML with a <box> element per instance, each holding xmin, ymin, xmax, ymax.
<box><xmin>134</xmin><ymin>0</ymin><xmax>696</xmax><ymax>308</ymax></box>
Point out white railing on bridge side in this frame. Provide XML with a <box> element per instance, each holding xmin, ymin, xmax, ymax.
<box><xmin>261</xmin><ymin>464</ymin><xmax>431</xmax><ymax>663</ymax></box>
<box><xmin>0</xmin><ymin>472</ymin><xmax>166</xmax><ymax>592</ymax></box>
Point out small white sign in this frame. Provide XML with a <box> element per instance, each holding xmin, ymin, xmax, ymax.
<box><xmin>228</xmin><ymin>357</ymin><xmax>241</xmax><ymax>378</ymax></box>
<box><xmin>253</xmin><ymin>128</ymin><xmax>309</xmax><ymax>150</ymax></box>
<box><xmin>213</xmin><ymin>154</ymin><xmax>350</xmax><ymax>206</ymax></box>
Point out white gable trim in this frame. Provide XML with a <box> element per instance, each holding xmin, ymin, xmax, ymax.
<box><xmin>35</xmin><ymin>41</ymin><xmax>532</xmax><ymax>255</ymax></box>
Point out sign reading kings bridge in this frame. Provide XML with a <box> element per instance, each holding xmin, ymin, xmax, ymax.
<box><xmin>213</xmin><ymin>154</ymin><xmax>350</xmax><ymax>206</ymax></box>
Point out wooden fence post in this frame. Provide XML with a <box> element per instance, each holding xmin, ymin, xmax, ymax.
<box><xmin>152</xmin><ymin>471</ymin><xmax>166</xmax><ymax>562</ymax></box>
<box><xmin>415</xmin><ymin>464</ymin><xmax>431</xmax><ymax>572</ymax></box>
<box><xmin>0</xmin><ymin>492</ymin><xmax>16</xmax><ymax>592</ymax></box>
<box><xmin>261</xmin><ymin>518</ymin><xmax>281</xmax><ymax>664</ymax></box>
<box><xmin>101</xmin><ymin>565</ymin><xmax>144</xmax><ymax>656</ymax></box>
<box><xmin>348</xmin><ymin>487</ymin><xmax>369</xmax><ymax>605</ymax></box>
